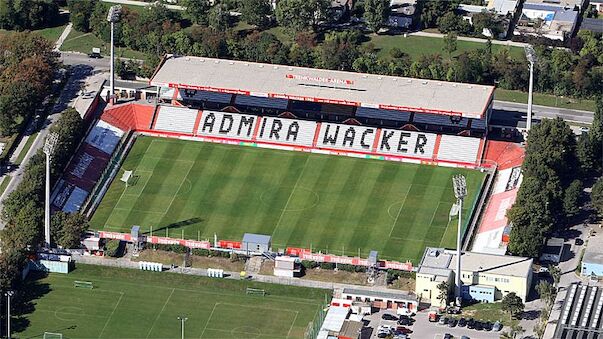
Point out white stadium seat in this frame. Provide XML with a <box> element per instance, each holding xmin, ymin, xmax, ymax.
<box><xmin>437</xmin><ymin>135</ymin><xmax>481</xmax><ymax>163</ymax></box>
<box><xmin>154</xmin><ymin>106</ymin><xmax>199</xmax><ymax>134</ymax></box>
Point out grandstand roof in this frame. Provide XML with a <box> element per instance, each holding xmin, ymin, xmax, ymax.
<box><xmin>150</xmin><ymin>55</ymin><xmax>495</xmax><ymax>119</ymax></box>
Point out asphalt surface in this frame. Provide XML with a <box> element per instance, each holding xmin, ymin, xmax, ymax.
<box><xmin>492</xmin><ymin>100</ymin><xmax>594</xmax><ymax>127</ymax></box>
<box><xmin>0</xmin><ymin>60</ymin><xmax>96</xmax><ymax>230</ymax></box>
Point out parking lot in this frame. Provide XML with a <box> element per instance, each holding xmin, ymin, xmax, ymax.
<box><xmin>364</xmin><ymin>309</ymin><xmax>503</xmax><ymax>339</ymax></box>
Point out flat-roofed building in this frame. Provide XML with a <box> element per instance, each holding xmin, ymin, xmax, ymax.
<box><xmin>150</xmin><ymin>55</ymin><xmax>495</xmax><ymax>120</ymax></box>
<box><xmin>581</xmin><ymin>233</ymin><xmax>603</xmax><ymax>278</ymax></box>
<box><xmin>416</xmin><ymin>247</ymin><xmax>533</xmax><ymax>306</ymax></box>
<box><xmin>553</xmin><ymin>283</ymin><xmax>603</xmax><ymax>338</ymax></box>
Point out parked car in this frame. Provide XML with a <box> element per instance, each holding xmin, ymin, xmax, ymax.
<box><xmin>458</xmin><ymin>317</ymin><xmax>467</xmax><ymax>327</ymax></box>
<box><xmin>398</xmin><ymin>317</ymin><xmax>412</xmax><ymax>325</ymax></box>
<box><xmin>575</xmin><ymin>238</ymin><xmax>584</xmax><ymax>246</ymax></box>
<box><xmin>428</xmin><ymin>311</ymin><xmax>439</xmax><ymax>322</ymax></box>
<box><xmin>439</xmin><ymin>317</ymin><xmax>449</xmax><ymax>325</ymax></box>
<box><xmin>395</xmin><ymin>326</ymin><xmax>412</xmax><ymax>334</ymax></box>
<box><xmin>448</xmin><ymin>318</ymin><xmax>458</xmax><ymax>327</ymax></box>
<box><xmin>467</xmin><ymin>318</ymin><xmax>475</xmax><ymax>329</ymax></box>
<box><xmin>443</xmin><ymin>334</ymin><xmax>452</xmax><ymax>339</ymax></box>
<box><xmin>461</xmin><ymin>336</ymin><xmax>470</xmax><ymax>339</ymax></box>
<box><xmin>484</xmin><ymin>321</ymin><xmax>493</xmax><ymax>331</ymax></box>
<box><xmin>382</xmin><ymin>313</ymin><xmax>398</xmax><ymax>321</ymax></box>
<box><xmin>447</xmin><ymin>306</ymin><xmax>461</xmax><ymax>314</ymax></box>
<box><xmin>493</xmin><ymin>321</ymin><xmax>503</xmax><ymax>331</ymax></box>
<box><xmin>475</xmin><ymin>321</ymin><xmax>484</xmax><ymax>331</ymax></box>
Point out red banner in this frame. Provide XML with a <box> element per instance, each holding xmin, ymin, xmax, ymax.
<box><xmin>98</xmin><ymin>231</ymin><xmax>132</xmax><ymax>242</ymax></box>
<box><xmin>218</xmin><ymin>240</ymin><xmax>241</xmax><ymax>249</ymax></box>
<box><xmin>286</xmin><ymin>247</ymin><xmax>312</xmax><ymax>256</ymax></box>
<box><xmin>286</xmin><ymin>247</ymin><xmax>413</xmax><ymax>271</ymax></box>
<box><xmin>382</xmin><ymin>261</ymin><xmax>413</xmax><ymax>271</ymax></box>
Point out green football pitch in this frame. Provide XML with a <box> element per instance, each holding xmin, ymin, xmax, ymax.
<box><xmin>90</xmin><ymin>136</ymin><xmax>486</xmax><ymax>263</ymax></box>
<box><xmin>15</xmin><ymin>264</ymin><xmax>327</xmax><ymax>338</ymax></box>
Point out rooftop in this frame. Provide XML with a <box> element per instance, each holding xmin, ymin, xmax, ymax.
<box><xmin>342</xmin><ymin>288</ymin><xmax>417</xmax><ymax>301</ymax></box>
<box><xmin>150</xmin><ymin>55</ymin><xmax>494</xmax><ymax>119</ymax></box>
<box><xmin>554</xmin><ymin>283</ymin><xmax>603</xmax><ymax>338</ymax></box>
<box><xmin>242</xmin><ymin>233</ymin><xmax>271</xmax><ymax>245</ymax></box>
<box><xmin>419</xmin><ymin>247</ymin><xmax>533</xmax><ymax>278</ymax></box>
<box><xmin>583</xmin><ymin>233</ymin><xmax>603</xmax><ymax>265</ymax></box>
<box><xmin>524</xmin><ymin>0</ymin><xmax>585</xmax><ymax>9</ymax></box>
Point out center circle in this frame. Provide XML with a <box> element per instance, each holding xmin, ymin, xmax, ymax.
<box><xmin>54</xmin><ymin>306</ymin><xmax>83</xmax><ymax>321</ymax></box>
<box><xmin>230</xmin><ymin>326</ymin><xmax>261</xmax><ymax>338</ymax></box>
<box><xmin>387</xmin><ymin>201</ymin><xmax>405</xmax><ymax>220</ymax></box>
<box><xmin>260</xmin><ymin>186</ymin><xmax>320</xmax><ymax>212</ymax></box>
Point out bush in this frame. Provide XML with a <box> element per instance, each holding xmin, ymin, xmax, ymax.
<box><xmin>153</xmin><ymin>244</ymin><xmax>187</xmax><ymax>253</ymax></box>
<box><xmin>191</xmin><ymin>249</ymin><xmax>210</xmax><ymax>256</ymax></box>
<box><xmin>301</xmin><ymin>260</ymin><xmax>319</xmax><ymax>269</ymax></box>
<box><xmin>338</xmin><ymin>264</ymin><xmax>367</xmax><ymax>273</ymax></box>
<box><xmin>105</xmin><ymin>239</ymin><xmax>121</xmax><ymax>257</ymax></box>
<box><xmin>386</xmin><ymin>269</ymin><xmax>416</xmax><ymax>284</ymax></box>
<box><xmin>320</xmin><ymin>262</ymin><xmax>335</xmax><ymax>270</ymax></box>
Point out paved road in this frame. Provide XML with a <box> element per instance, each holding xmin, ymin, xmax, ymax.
<box><xmin>492</xmin><ymin>100</ymin><xmax>594</xmax><ymax>127</ymax></box>
<box><xmin>100</xmin><ymin>0</ymin><xmax>184</xmax><ymax>11</ymax></box>
<box><xmin>60</xmin><ymin>52</ymin><xmax>110</xmax><ymax>70</ymax></box>
<box><xmin>0</xmin><ymin>64</ymin><xmax>95</xmax><ymax>230</ymax></box>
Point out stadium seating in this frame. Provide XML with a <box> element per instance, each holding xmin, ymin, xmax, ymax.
<box><xmin>437</xmin><ymin>135</ymin><xmax>481</xmax><ymax>163</ymax></box>
<box><xmin>290</xmin><ymin>100</ymin><xmax>322</xmax><ymax>114</ymax></box>
<box><xmin>62</xmin><ymin>186</ymin><xmax>89</xmax><ymax>213</ymax></box>
<box><xmin>355</xmin><ymin>107</ymin><xmax>411</xmax><ymax>123</ymax></box>
<box><xmin>413</xmin><ymin>113</ymin><xmax>469</xmax><ymax>128</ymax></box>
<box><xmin>180</xmin><ymin>89</ymin><xmax>233</xmax><ymax>104</ymax></box>
<box><xmin>234</xmin><ymin>94</ymin><xmax>289</xmax><ymax>110</ymax></box>
<box><xmin>70</xmin><ymin>153</ymin><xmax>94</xmax><ymax>179</ymax></box>
<box><xmin>154</xmin><ymin>106</ymin><xmax>199</xmax><ymax>134</ymax></box>
<box><xmin>470</xmin><ymin>118</ymin><xmax>487</xmax><ymax>130</ymax></box>
<box><xmin>256</xmin><ymin>116</ymin><xmax>317</xmax><ymax>146</ymax></box>
<box><xmin>85</xmin><ymin>120</ymin><xmax>125</xmax><ymax>156</ymax></box>
<box><xmin>320</xmin><ymin>103</ymin><xmax>355</xmax><ymax>116</ymax></box>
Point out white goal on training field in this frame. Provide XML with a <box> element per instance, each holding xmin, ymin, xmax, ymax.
<box><xmin>246</xmin><ymin>288</ymin><xmax>266</xmax><ymax>296</ymax></box>
<box><xmin>120</xmin><ymin>170</ymin><xmax>138</xmax><ymax>188</ymax></box>
<box><xmin>43</xmin><ymin>332</ymin><xmax>63</xmax><ymax>339</ymax></box>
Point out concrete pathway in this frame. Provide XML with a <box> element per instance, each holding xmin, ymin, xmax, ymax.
<box><xmin>408</xmin><ymin>31</ymin><xmax>530</xmax><ymax>48</ymax></box>
<box><xmin>100</xmin><ymin>0</ymin><xmax>184</xmax><ymax>11</ymax></box>
<box><xmin>54</xmin><ymin>23</ymin><xmax>73</xmax><ymax>51</ymax></box>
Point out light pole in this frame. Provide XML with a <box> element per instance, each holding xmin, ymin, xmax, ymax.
<box><xmin>43</xmin><ymin>132</ymin><xmax>58</xmax><ymax>248</ymax></box>
<box><xmin>5</xmin><ymin>291</ymin><xmax>14</xmax><ymax>339</ymax></box>
<box><xmin>524</xmin><ymin>45</ymin><xmax>537</xmax><ymax>133</ymax></box>
<box><xmin>452</xmin><ymin>174</ymin><xmax>467</xmax><ymax>307</ymax></box>
<box><xmin>177</xmin><ymin>316</ymin><xmax>187</xmax><ymax>339</ymax></box>
<box><xmin>107</xmin><ymin>5</ymin><xmax>121</xmax><ymax>105</ymax></box>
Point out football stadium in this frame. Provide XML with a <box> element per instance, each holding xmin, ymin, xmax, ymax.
<box><xmin>53</xmin><ymin>55</ymin><xmax>496</xmax><ymax>265</ymax></box>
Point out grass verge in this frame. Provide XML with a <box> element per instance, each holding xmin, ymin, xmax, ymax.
<box><xmin>495</xmin><ymin>88</ymin><xmax>596</xmax><ymax>112</ymax></box>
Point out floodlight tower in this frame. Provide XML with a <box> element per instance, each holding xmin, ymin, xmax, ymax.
<box><xmin>177</xmin><ymin>316</ymin><xmax>188</xmax><ymax>339</ymax></box>
<box><xmin>43</xmin><ymin>132</ymin><xmax>58</xmax><ymax>248</ymax></box>
<box><xmin>107</xmin><ymin>5</ymin><xmax>122</xmax><ymax>105</ymax></box>
<box><xmin>524</xmin><ymin>45</ymin><xmax>537</xmax><ymax>132</ymax></box>
<box><xmin>452</xmin><ymin>174</ymin><xmax>467</xmax><ymax>307</ymax></box>
<box><xmin>5</xmin><ymin>290</ymin><xmax>14</xmax><ymax>339</ymax></box>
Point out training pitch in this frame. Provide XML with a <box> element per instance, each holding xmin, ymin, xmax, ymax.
<box><xmin>17</xmin><ymin>264</ymin><xmax>326</xmax><ymax>338</ymax></box>
<box><xmin>90</xmin><ymin>136</ymin><xmax>485</xmax><ymax>263</ymax></box>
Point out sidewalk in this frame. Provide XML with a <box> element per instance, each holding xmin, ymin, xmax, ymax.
<box><xmin>72</xmin><ymin>254</ymin><xmax>409</xmax><ymax>295</ymax></box>
<box><xmin>54</xmin><ymin>23</ymin><xmax>73</xmax><ymax>51</ymax></box>
<box><xmin>100</xmin><ymin>0</ymin><xmax>184</xmax><ymax>11</ymax></box>
<box><xmin>409</xmin><ymin>31</ymin><xmax>529</xmax><ymax>48</ymax></box>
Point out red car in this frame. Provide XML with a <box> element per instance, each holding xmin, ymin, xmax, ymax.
<box><xmin>396</xmin><ymin>326</ymin><xmax>413</xmax><ymax>334</ymax></box>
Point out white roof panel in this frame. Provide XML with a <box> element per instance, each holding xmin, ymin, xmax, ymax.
<box><xmin>151</xmin><ymin>55</ymin><xmax>495</xmax><ymax>119</ymax></box>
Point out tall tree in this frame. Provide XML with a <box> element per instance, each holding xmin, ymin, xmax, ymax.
<box><xmin>241</xmin><ymin>0</ymin><xmax>271</xmax><ymax>28</ymax></box>
<box><xmin>501</xmin><ymin>292</ymin><xmax>524</xmax><ymax>320</ymax></box>
<box><xmin>363</xmin><ymin>0</ymin><xmax>390</xmax><ymax>32</ymax></box>
<box><xmin>563</xmin><ymin>179</ymin><xmax>583</xmax><ymax>218</ymax></box>
<box><xmin>67</xmin><ymin>0</ymin><xmax>95</xmax><ymax>32</ymax></box>
<box><xmin>536</xmin><ymin>280</ymin><xmax>555</xmax><ymax>307</ymax></box>
<box><xmin>577</xmin><ymin>133</ymin><xmax>597</xmax><ymax>176</ymax></box>
<box><xmin>592</xmin><ymin>177</ymin><xmax>603</xmax><ymax>216</ymax></box>
<box><xmin>436</xmin><ymin>281</ymin><xmax>450</xmax><ymax>306</ymax></box>
<box><xmin>208</xmin><ymin>3</ymin><xmax>231</xmax><ymax>31</ymax></box>
<box><xmin>182</xmin><ymin>0</ymin><xmax>211</xmax><ymax>25</ymax></box>
<box><xmin>51</xmin><ymin>212</ymin><xmax>89</xmax><ymax>249</ymax></box>
<box><xmin>275</xmin><ymin>0</ymin><xmax>329</xmax><ymax>33</ymax></box>
<box><xmin>443</xmin><ymin>32</ymin><xmax>457</xmax><ymax>57</ymax></box>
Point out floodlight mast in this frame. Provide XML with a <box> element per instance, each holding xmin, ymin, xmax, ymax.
<box><xmin>5</xmin><ymin>290</ymin><xmax>14</xmax><ymax>339</ymax></box>
<box><xmin>107</xmin><ymin>5</ymin><xmax>122</xmax><ymax>105</ymax></box>
<box><xmin>43</xmin><ymin>132</ymin><xmax>59</xmax><ymax>248</ymax></box>
<box><xmin>524</xmin><ymin>45</ymin><xmax>537</xmax><ymax>133</ymax></box>
<box><xmin>452</xmin><ymin>174</ymin><xmax>467</xmax><ymax>307</ymax></box>
<box><xmin>177</xmin><ymin>316</ymin><xmax>188</xmax><ymax>339</ymax></box>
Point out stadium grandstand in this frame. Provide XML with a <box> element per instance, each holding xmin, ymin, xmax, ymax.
<box><xmin>50</xmin><ymin>55</ymin><xmax>525</xmax><ymax>263</ymax></box>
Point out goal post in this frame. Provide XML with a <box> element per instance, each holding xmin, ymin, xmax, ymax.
<box><xmin>246</xmin><ymin>287</ymin><xmax>266</xmax><ymax>296</ymax></box>
<box><xmin>120</xmin><ymin>170</ymin><xmax>138</xmax><ymax>188</ymax></box>
<box><xmin>43</xmin><ymin>332</ymin><xmax>63</xmax><ymax>339</ymax></box>
<box><xmin>73</xmin><ymin>280</ymin><xmax>93</xmax><ymax>289</ymax></box>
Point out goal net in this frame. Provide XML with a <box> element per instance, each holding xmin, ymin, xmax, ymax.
<box><xmin>44</xmin><ymin>332</ymin><xmax>63</xmax><ymax>339</ymax></box>
<box><xmin>73</xmin><ymin>280</ymin><xmax>94</xmax><ymax>289</ymax></box>
<box><xmin>120</xmin><ymin>170</ymin><xmax>138</xmax><ymax>187</ymax></box>
<box><xmin>246</xmin><ymin>288</ymin><xmax>266</xmax><ymax>296</ymax></box>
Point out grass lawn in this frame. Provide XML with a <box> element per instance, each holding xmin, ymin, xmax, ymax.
<box><xmin>0</xmin><ymin>14</ymin><xmax>68</xmax><ymax>42</ymax></box>
<box><xmin>14</xmin><ymin>132</ymin><xmax>38</xmax><ymax>165</ymax></box>
<box><xmin>15</xmin><ymin>264</ymin><xmax>326</xmax><ymax>338</ymax></box>
<box><xmin>365</xmin><ymin>34</ymin><xmax>525</xmax><ymax>61</ymax></box>
<box><xmin>494</xmin><ymin>88</ymin><xmax>597</xmax><ymax>112</ymax></box>
<box><xmin>455</xmin><ymin>302</ymin><xmax>519</xmax><ymax>327</ymax></box>
<box><xmin>0</xmin><ymin>176</ymin><xmax>11</xmax><ymax>196</ymax></box>
<box><xmin>60</xmin><ymin>29</ymin><xmax>147</xmax><ymax>60</ymax></box>
<box><xmin>90</xmin><ymin>136</ymin><xmax>485</xmax><ymax>263</ymax></box>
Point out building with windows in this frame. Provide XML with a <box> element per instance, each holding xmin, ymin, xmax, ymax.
<box><xmin>415</xmin><ymin>247</ymin><xmax>533</xmax><ymax>306</ymax></box>
<box><xmin>581</xmin><ymin>232</ymin><xmax>603</xmax><ymax>278</ymax></box>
